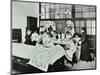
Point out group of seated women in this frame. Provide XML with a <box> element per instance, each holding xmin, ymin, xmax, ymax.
<box><xmin>24</xmin><ymin>20</ymin><xmax>91</xmax><ymax>66</ymax></box>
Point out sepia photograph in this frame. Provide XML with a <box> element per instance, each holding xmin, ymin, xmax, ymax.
<box><xmin>11</xmin><ymin>0</ymin><xmax>96</xmax><ymax>74</ymax></box>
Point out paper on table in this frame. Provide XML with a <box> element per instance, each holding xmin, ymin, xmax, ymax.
<box><xmin>28</xmin><ymin>45</ymin><xmax>65</xmax><ymax>71</ymax></box>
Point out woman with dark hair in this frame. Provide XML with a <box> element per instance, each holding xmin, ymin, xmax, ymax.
<box><xmin>73</xmin><ymin>33</ymin><xmax>81</xmax><ymax>62</ymax></box>
<box><xmin>80</xmin><ymin>27</ymin><xmax>90</xmax><ymax>62</ymax></box>
<box><xmin>24</xmin><ymin>30</ymin><xmax>32</xmax><ymax>45</ymax></box>
<box><xmin>31</xmin><ymin>31</ymin><xmax>38</xmax><ymax>46</ymax></box>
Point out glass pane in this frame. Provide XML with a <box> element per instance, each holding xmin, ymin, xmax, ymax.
<box><xmin>89</xmin><ymin>12</ymin><xmax>95</xmax><ymax>18</ymax></box>
<box><xmin>87</xmin><ymin>28</ymin><xmax>92</xmax><ymax>35</ymax></box>
<box><xmin>92</xmin><ymin>20</ymin><xmax>96</xmax><ymax>27</ymax></box>
<box><xmin>65</xmin><ymin>10</ymin><xmax>72</xmax><ymax>18</ymax></box>
<box><xmin>50</xmin><ymin>4</ymin><xmax>55</xmax><ymax>9</ymax></box>
<box><xmin>86</xmin><ymin>20</ymin><xmax>91</xmax><ymax>27</ymax></box>
<box><xmin>61</xmin><ymin>8</ymin><xmax>66</xmax><ymax>12</ymax></box>
<box><xmin>89</xmin><ymin>6</ymin><xmax>96</xmax><ymax>12</ymax></box>
<box><xmin>41</xmin><ymin>13</ymin><xmax>45</xmax><ymax>19</ymax></box>
<box><xmin>55</xmin><ymin>4</ymin><xmax>60</xmax><ymax>8</ymax></box>
<box><xmin>75</xmin><ymin>21</ymin><xmax>80</xmax><ymax>27</ymax></box>
<box><xmin>65</xmin><ymin>5</ymin><xmax>72</xmax><ymax>8</ymax></box>
<box><xmin>75</xmin><ymin>12</ymin><xmax>82</xmax><ymax>18</ymax></box>
<box><xmin>41</xmin><ymin>7</ymin><xmax>45</xmax><ymax>13</ymax></box>
<box><xmin>40</xmin><ymin>21</ymin><xmax>43</xmax><ymax>26</ymax></box>
<box><xmin>80</xmin><ymin>21</ymin><xmax>85</xmax><ymax>27</ymax></box>
<box><xmin>76</xmin><ymin>27</ymin><xmax>80</xmax><ymax>33</ymax></box>
<box><xmin>55</xmin><ymin>8</ymin><xmax>60</xmax><ymax>12</ymax></box>
<box><xmin>49</xmin><ymin>8</ymin><xmax>55</xmax><ymax>12</ymax></box>
<box><xmin>81</xmin><ymin>6</ymin><xmax>89</xmax><ymax>12</ymax></box>
<box><xmin>82</xmin><ymin>12</ymin><xmax>89</xmax><ymax>18</ymax></box>
<box><xmin>50</xmin><ymin>12</ymin><xmax>55</xmax><ymax>19</ymax></box>
<box><xmin>66</xmin><ymin>13</ymin><xmax>72</xmax><ymax>18</ymax></box>
<box><xmin>92</xmin><ymin>28</ymin><xmax>95</xmax><ymax>35</ymax></box>
<box><xmin>75</xmin><ymin>5</ymin><xmax>82</xmax><ymax>12</ymax></box>
<box><xmin>60</xmin><ymin>4</ymin><xmax>66</xmax><ymax>9</ymax></box>
<box><xmin>65</xmin><ymin>5</ymin><xmax>72</xmax><ymax>14</ymax></box>
<box><xmin>45</xmin><ymin>5</ymin><xmax>49</xmax><ymax>12</ymax></box>
<box><xmin>79</xmin><ymin>28</ymin><xmax>82</xmax><ymax>33</ymax></box>
<box><xmin>45</xmin><ymin>13</ymin><xmax>49</xmax><ymax>19</ymax></box>
<box><xmin>45</xmin><ymin>3</ymin><xmax>49</xmax><ymax>6</ymax></box>
<box><xmin>61</xmin><ymin>13</ymin><xmax>65</xmax><ymax>18</ymax></box>
<box><xmin>41</xmin><ymin>3</ymin><xmax>46</xmax><ymax>6</ymax></box>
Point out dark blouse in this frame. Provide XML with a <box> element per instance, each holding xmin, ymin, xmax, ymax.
<box><xmin>25</xmin><ymin>34</ymin><xmax>32</xmax><ymax>45</ymax></box>
<box><xmin>80</xmin><ymin>32</ymin><xmax>87</xmax><ymax>44</ymax></box>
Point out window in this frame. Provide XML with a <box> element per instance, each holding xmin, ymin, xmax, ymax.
<box><xmin>40</xmin><ymin>3</ymin><xmax>72</xmax><ymax>19</ymax></box>
<box><xmin>75</xmin><ymin>20</ymin><xmax>96</xmax><ymax>35</ymax></box>
<box><xmin>75</xmin><ymin>5</ymin><xmax>96</xmax><ymax>18</ymax></box>
<box><xmin>40</xmin><ymin>3</ymin><xmax>96</xmax><ymax>35</ymax></box>
<box><xmin>86</xmin><ymin>20</ymin><xmax>96</xmax><ymax>35</ymax></box>
<box><xmin>75</xmin><ymin>5</ymin><xmax>96</xmax><ymax>35</ymax></box>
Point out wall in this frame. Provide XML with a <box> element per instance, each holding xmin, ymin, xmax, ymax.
<box><xmin>12</xmin><ymin>1</ymin><xmax>39</xmax><ymax>42</ymax></box>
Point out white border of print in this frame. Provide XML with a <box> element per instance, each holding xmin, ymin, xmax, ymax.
<box><xmin>0</xmin><ymin>0</ymin><xmax>100</xmax><ymax>75</ymax></box>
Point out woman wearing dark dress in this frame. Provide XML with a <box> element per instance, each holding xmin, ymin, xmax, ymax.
<box><xmin>80</xmin><ymin>27</ymin><xmax>90</xmax><ymax>62</ymax></box>
<box><xmin>24</xmin><ymin>30</ymin><xmax>32</xmax><ymax>45</ymax></box>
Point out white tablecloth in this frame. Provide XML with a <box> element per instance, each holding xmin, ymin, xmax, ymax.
<box><xmin>12</xmin><ymin>43</ymin><xmax>38</xmax><ymax>59</ymax></box>
<box><xmin>12</xmin><ymin>43</ymin><xmax>65</xmax><ymax>71</ymax></box>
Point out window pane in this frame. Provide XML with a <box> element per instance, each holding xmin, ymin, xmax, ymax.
<box><xmin>89</xmin><ymin>6</ymin><xmax>96</xmax><ymax>12</ymax></box>
<box><xmin>49</xmin><ymin>4</ymin><xmax>55</xmax><ymax>14</ymax></box>
<box><xmin>76</xmin><ymin>28</ymin><xmax>80</xmax><ymax>33</ymax></box>
<box><xmin>82</xmin><ymin>12</ymin><xmax>89</xmax><ymax>18</ymax></box>
<box><xmin>41</xmin><ymin>3</ymin><xmax>46</xmax><ymax>6</ymax></box>
<box><xmin>55</xmin><ymin>8</ymin><xmax>60</xmax><ymax>12</ymax></box>
<box><xmin>41</xmin><ymin>7</ymin><xmax>45</xmax><ymax>13</ymax></box>
<box><xmin>89</xmin><ymin>12</ymin><xmax>95</xmax><ymax>18</ymax></box>
<box><xmin>60</xmin><ymin>4</ymin><xmax>66</xmax><ymax>9</ymax></box>
<box><xmin>61</xmin><ymin>8</ymin><xmax>65</xmax><ymax>12</ymax></box>
<box><xmin>86</xmin><ymin>20</ymin><xmax>91</xmax><ymax>27</ymax></box>
<box><xmin>45</xmin><ymin>5</ymin><xmax>49</xmax><ymax>12</ymax></box>
<box><xmin>50</xmin><ymin>4</ymin><xmax>55</xmax><ymax>9</ymax></box>
<box><xmin>92</xmin><ymin>20</ymin><xmax>96</xmax><ymax>28</ymax></box>
<box><xmin>87</xmin><ymin>28</ymin><xmax>92</xmax><ymax>35</ymax></box>
<box><xmin>49</xmin><ymin>8</ymin><xmax>55</xmax><ymax>12</ymax></box>
<box><xmin>75</xmin><ymin>21</ymin><xmax>79</xmax><ymax>27</ymax></box>
<box><xmin>55</xmin><ymin>12</ymin><xmax>61</xmax><ymax>18</ymax></box>
<box><xmin>55</xmin><ymin>4</ymin><xmax>60</xmax><ymax>8</ymax></box>
<box><xmin>55</xmin><ymin>4</ymin><xmax>60</xmax><ymax>12</ymax></box>
<box><xmin>61</xmin><ymin>13</ymin><xmax>65</xmax><ymax>18</ymax></box>
<box><xmin>65</xmin><ymin>11</ymin><xmax>72</xmax><ymax>18</ymax></box>
<box><xmin>50</xmin><ymin>12</ymin><xmax>55</xmax><ymax>19</ymax></box>
<box><xmin>81</xmin><ymin>6</ymin><xmax>89</xmax><ymax>12</ymax></box>
<box><xmin>45</xmin><ymin>13</ymin><xmax>49</xmax><ymax>19</ymax></box>
<box><xmin>75</xmin><ymin>5</ymin><xmax>82</xmax><ymax>12</ymax></box>
<box><xmin>65</xmin><ymin>5</ymin><xmax>72</xmax><ymax>9</ymax></box>
<box><xmin>80</xmin><ymin>21</ymin><xmax>85</xmax><ymax>27</ymax></box>
<box><xmin>92</xmin><ymin>28</ymin><xmax>95</xmax><ymax>35</ymax></box>
<box><xmin>75</xmin><ymin>12</ymin><xmax>82</xmax><ymax>18</ymax></box>
<box><xmin>41</xmin><ymin>13</ymin><xmax>45</xmax><ymax>19</ymax></box>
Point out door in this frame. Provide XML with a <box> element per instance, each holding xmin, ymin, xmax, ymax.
<box><xmin>26</xmin><ymin>16</ymin><xmax>37</xmax><ymax>33</ymax></box>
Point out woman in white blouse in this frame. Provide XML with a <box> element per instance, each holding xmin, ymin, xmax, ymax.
<box><xmin>31</xmin><ymin>31</ymin><xmax>38</xmax><ymax>46</ymax></box>
<box><xmin>65</xmin><ymin>20</ymin><xmax>75</xmax><ymax>40</ymax></box>
<box><xmin>42</xmin><ymin>32</ymin><xmax>54</xmax><ymax>47</ymax></box>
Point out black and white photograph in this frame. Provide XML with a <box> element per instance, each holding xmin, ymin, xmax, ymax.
<box><xmin>11</xmin><ymin>0</ymin><xmax>96</xmax><ymax>74</ymax></box>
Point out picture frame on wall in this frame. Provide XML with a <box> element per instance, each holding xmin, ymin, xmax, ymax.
<box><xmin>11</xmin><ymin>0</ymin><xmax>96</xmax><ymax>74</ymax></box>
